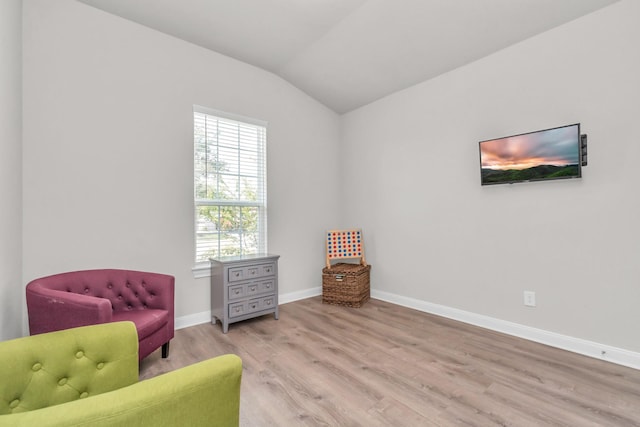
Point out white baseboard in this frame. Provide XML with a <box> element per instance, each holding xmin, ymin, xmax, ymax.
<box><xmin>175</xmin><ymin>310</ymin><xmax>211</xmax><ymax>330</ymax></box>
<box><xmin>174</xmin><ymin>287</ymin><xmax>640</xmax><ymax>370</ymax></box>
<box><xmin>174</xmin><ymin>287</ymin><xmax>322</xmax><ymax>330</ymax></box>
<box><xmin>279</xmin><ymin>286</ymin><xmax>322</xmax><ymax>304</ymax></box>
<box><xmin>372</xmin><ymin>289</ymin><xmax>640</xmax><ymax>371</ymax></box>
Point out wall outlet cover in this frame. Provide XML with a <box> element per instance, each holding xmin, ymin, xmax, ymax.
<box><xmin>524</xmin><ymin>291</ymin><xmax>536</xmax><ymax>307</ymax></box>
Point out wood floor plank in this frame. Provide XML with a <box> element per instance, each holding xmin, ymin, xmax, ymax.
<box><xmin>140</xmin><ymin>297</ymin><xmax>640</xmax><ymax>426</ymax></box>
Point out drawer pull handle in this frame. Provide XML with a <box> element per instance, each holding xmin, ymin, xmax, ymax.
<box><xmin>234</xmin><ymin>272</ymin><xmax>240</xmax><ymax>277</ymax></box>
<box><xmin>234</xmin><ymin>289</ymin><xmax>240</xmax><ymax>295</ymax></box>
<box><xmin>266</xmin><ymin>300</ymin><xmax>271</xmax><ymax>305</ymax></box>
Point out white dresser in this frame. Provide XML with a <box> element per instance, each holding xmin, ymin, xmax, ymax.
<box><xmin>210</xmin><ymin>254</ymin><xmax>280</xmax><ymax>333</ymax></box>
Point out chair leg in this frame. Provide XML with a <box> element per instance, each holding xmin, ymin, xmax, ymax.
<box><xmin>162</xmin><ymin>342</ymin><xmax>170</xmax><ymax>358</ymax></box>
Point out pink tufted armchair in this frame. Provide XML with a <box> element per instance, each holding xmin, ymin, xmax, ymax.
<box><xmin>26</xmin><ymin>269</ymin><xmax>174</xmax><ymax>360</ymax></box>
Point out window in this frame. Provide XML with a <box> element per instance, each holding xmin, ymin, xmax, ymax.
<box><xmin>194</xmin><ymin>107</ymin><xmax>267</xmax><ymax>263</ymax></box>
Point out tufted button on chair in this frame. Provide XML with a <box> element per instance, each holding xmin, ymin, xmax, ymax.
<box><xmin>26</xmin><ymin>269</ymin><xmax>174</xmax><ymax>360</ymax></box>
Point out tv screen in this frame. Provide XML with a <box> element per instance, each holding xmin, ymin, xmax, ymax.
<box><xmin>479</xmin><ymin>123</ymin><xmax>582</xmax><ymax>186</ymax></box>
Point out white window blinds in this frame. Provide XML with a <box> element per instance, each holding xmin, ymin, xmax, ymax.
<box><xmin>194</xmin><ymin>107</ymin><xmax>267</xmax><ymax>263</ymax></box>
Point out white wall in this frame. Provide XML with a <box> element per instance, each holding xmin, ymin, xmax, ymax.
<box><xmin>342</xmin><ymin>0</ymin><xmax>640</xmax><ymax>352</ymax></box>
<box><xmin>0</xmin><ymin>0</ymin><xmax>23</xmax><ymax>340</ymax></box>
<box><xmin>22</xmin><ymin>0</ymin><xmax>341</xmax><ymax>321</ymax></box>
<box><xmin>18</xmin><ymin>0</ymin><xmax>640</xmax><ymax>359</ymax></box>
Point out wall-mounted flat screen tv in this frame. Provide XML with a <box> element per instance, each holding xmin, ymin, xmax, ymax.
<box><xmin>479</xmin><ymin>123</ymin><xmax>582</xmax><ymax>186</ymax></box>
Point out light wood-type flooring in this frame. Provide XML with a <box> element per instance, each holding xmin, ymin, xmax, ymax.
<box><xmin>140</xmin><ymin>297</ymin><xmax>640</xmax><ymax>426</ymax></box>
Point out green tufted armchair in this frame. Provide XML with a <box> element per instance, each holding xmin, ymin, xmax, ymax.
<box><xmin>0</xmin><ymin>322</ymin><xmax>242</xmax><ymax>427</ymax></box>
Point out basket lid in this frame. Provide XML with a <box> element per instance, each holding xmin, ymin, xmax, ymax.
<box><xmin>322</xmin><ymin>262</ymin><xmax>371</xmax><ymax>274</ymax></box>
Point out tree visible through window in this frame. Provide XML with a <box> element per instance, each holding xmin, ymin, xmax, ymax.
<box><xmin>194</xmin><ymin>107</ymin><xmax>267</xmax><ymax>263</ymax></box>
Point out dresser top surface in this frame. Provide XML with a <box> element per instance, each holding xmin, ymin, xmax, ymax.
<box><xmin>210</xmin><ymin>253</ymin><xmax>280</xmax><ymax>265</ymax></box>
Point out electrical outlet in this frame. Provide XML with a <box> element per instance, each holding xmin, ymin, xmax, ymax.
<box><xmin>523</xmin><ymin>291</ymin><xmax>536</xmax><ymax>307</ymax></box>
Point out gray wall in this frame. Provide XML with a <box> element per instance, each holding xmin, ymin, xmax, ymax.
<box><xmin>22</xmin><ymin>0</ymin><xmax>342</xmax><ymax>323</ymax></box>
<box><xmin>341</xmin><ymin>0</ymin><xmax>640</xmax><ymax>352</ymax></box>
<box><xmin>0</xmin><ymin>0</ymin><xmax>23</xmax><ymax>340</ymax></box>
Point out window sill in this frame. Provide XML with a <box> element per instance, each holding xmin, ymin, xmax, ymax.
<box><xmin>192</xmin><ymin>262</ymin><xmax>211</xmax><ymax>279</ymax></box>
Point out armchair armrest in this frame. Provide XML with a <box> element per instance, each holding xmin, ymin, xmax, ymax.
<box><xmin>26</xmin><ymin>286</ymin><xmax>113</xmax><ymax>335</ymax></box>
<box><xmin>137</xmin><ymin>272</ymin><xmax>174</xmax><ymax>312</ymax></box>
<box><xmin>0</xmin><ymin>354</ymin><xmax>242</xmax><ymax>427</ymax></box>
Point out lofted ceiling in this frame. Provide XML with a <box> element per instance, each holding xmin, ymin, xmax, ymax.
<box><xmin>78</xmin><ymin>0</ymin><xmax>618</xmax><ymax>114</ymax></box>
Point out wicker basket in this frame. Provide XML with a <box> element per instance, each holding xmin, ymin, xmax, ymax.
<box><xmin>322</xmin><ymin>263</ymin><xmax>371</xmax><ymax>307</ymax></box>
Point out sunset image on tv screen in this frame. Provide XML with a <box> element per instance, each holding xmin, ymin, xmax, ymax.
<box><xmin>480</xmin><ymin>124</ymin><xmax>581</xmax><ymax>185</ymax></box>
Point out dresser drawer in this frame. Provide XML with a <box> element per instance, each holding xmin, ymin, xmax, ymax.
<box><xmin>247</xmin><ymin>280</ymin><xmax>275</xmax><ymax>296</ymax></box>
<box><xmin>228</xmin><ymin>284</ymin><xmax>245</xmax><ymax>300</ymax></box>
<box><xmin>228</xmin><ymin>267</ymin><xmax>245</xmax><ymax>282</ymax></box>
<box><xmin>259</xmin><ymin>280</ymin><xmax>275</xmax><ymax>294</ymax></box>
<box><xmin>260</xmin><ymin>295</ymin><xmax>276</xmax><ymax>311</ymax></box>
<box><xmin>228</xmin><ymin>302</ymin><xmax>246</xmax><ymax>318</ymax></box>
<box><xmin>228</xmin><ymin>295</ymin><xmax>277</xmax><ymax>319</ymax></box>
<box><xmin>259</xmin><ymin>263</ymin><xmax>276</xmax><ymax>276</ymax></box>
<box><xmin>228</xmin><ymin>262</ymin><xmax>276</xmax><ymax>283</ymax></box>
<box><xmin>247</xmin><ymin>299</ymin><xmax>260</xmax><ymax>313</ymax></box>
<box><xmin>228</xmin><ymin>279</ymin><xmax>275</xmax><ymax>300</ymax></box>
<box><xmin>248</xmin><ymin>296</ymin><xmax>276</xmax><ymax>313</ymax></box>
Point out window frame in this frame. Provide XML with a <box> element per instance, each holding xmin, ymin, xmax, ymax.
<box><xmin>192</xmin><ymin>106</ymin><xmax>268</xmax><ymax>275</ymax></box>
